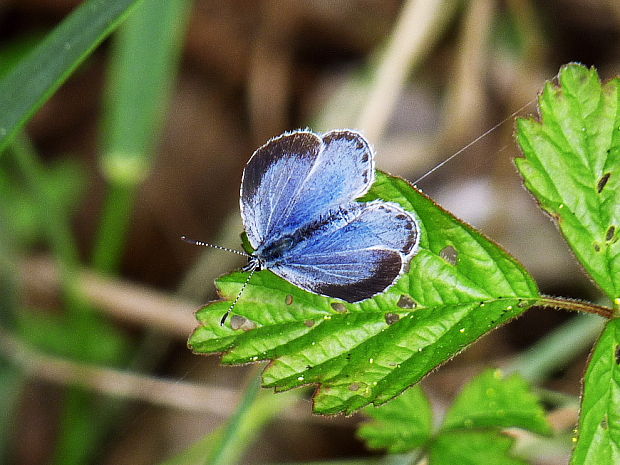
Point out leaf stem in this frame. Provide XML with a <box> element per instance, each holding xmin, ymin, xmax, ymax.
<box><xmin>536</xmin><ymin>295</ymin><xmax>614</xmax><ymax>319</ymax></box>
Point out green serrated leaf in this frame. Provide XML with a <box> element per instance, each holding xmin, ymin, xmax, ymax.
<box><xmin>515</xmin><ymin>63</ymin><xmax>620</xmax><ymax>301</ymax></box>
<box><xmin>441</xmin><ymin>368</ymin><xmax>552</xmax><ymax>435</ymax></box>
<box><xmin>430</xmin><ymin>431</ymin><xmax>528</xmax><ymax>465</ymax></box>
<box><xmin>189</xmin><ymin>171</ymin><xmax>539</xmax><ymax>414</ymax></box>
<box><xmin>357</xmin><ymin>385</ymin><xmax>432</xmax><ymax>453</ymax></box>
<box><xmin>0</xmin><ymin>0</ymin><xmax>144</xmax><ymax>154</ymax></box>
<box><xmin>571</xmin><ymin>318</ymin><xmax>620</xmax><ymax>464</ymax></box>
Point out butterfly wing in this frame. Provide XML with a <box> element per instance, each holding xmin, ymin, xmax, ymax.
<box><xmin>240</xmin><ymin>129</ymin><xmax>374</xmax><ymax>248</ymax></box>
<box><xmin>268</xmin><ymin>201</ymin><xmax>420</xmax><ymax>302</ymax></box>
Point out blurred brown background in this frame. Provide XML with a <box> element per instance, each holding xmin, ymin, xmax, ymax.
<box><xmin>1</xmin><ymin>1</ymin><xmax>619</xmax><ymax>464</ymax></box>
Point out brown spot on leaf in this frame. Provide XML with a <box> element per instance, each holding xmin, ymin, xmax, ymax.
<box><xmin>606</xmin><ymin>226</ymin><xmax>615</xmax><ymax>242</ymax></box>
<box><xmin>440</xmin><ymin>245</ymin><xmax>458</xmax><ymax>265</ymax></box>
<box><xmin>597</xmin><ymin>173</ymin><xmax>611</xmax><ymax>193</ymax></box>
<box><xmin>397</xmin><ymin>295</ymin><xmax>417</xmax><ymax>309</ymax></box>
<box><xmin>331</xmin><ymin>302</ymin><xmax>347</xmax><ymax>313</ymax></box>
<box><xmin>230</xmin><ymin>315</ymin><xmax>256</xmax><ymax>331</ymax></box>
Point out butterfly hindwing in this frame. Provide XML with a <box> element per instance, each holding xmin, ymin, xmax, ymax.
<box><xmin>272</xmin><ymin>248</ymin><xmax>403</xmax><ymax>303</ymax></box>
<box><xmin>267</xmin><ymin>200</ymin><xmax>420</xmax><ymax>302</ymax></box>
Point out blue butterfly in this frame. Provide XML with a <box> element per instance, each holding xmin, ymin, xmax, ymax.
<box><xmin>238</xmin><ymin>129</ymin><xmax>420</xmax><ymax>307</ymax></box>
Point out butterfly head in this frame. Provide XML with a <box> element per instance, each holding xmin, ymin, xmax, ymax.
<box><xmin>242</xmin><ymin>255</ymin><xmax>264</xmax><ymax>273</ymax></box>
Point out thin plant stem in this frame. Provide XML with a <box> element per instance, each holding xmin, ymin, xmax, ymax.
<box><xmin>158</xmin><ymin>385</ymin><xmax>301</xmax><ymax>465</ymax></box>
<box><xmin>91</xmin><ymin>182</ymin><xmax>136</xmax><ymax>273</ymax></box>
<box><xmin>536</xmin><ymin>295</ymin><xmax>614</xmax><ymax>319</ymax></box>
<box><xmin>206</xmin><ymin>371</ymin><xmax>262</xmax><ymax>465</ymax></box>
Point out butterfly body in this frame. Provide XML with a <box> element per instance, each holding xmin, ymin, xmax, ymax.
<box><xmin>240</xmin><ymin>129</ymin><xmax>420</xmax><ymax>303</ymax></box>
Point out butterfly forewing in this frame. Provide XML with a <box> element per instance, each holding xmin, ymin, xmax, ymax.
<box><xmin>240</xmin><ymin>130</ymin><xmax>375</xmax><ymax>248</ymax></box>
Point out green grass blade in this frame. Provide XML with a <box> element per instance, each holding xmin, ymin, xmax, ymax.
<box><xmin>515</xmin><ymin>64</ymin><xmax>620</xmax><ymax>301</ymax></box>
<box><xmin>0</xmin><ymin>0</ymin><xmax>144</xmax><ymax>154</ymax></box>
<box><xmin>189</xmin><ymin>171</ymin><xmax>539</xmax><ymax>415</ymax></box>
<box><xmin>570</xmin><ymin>318</ymin><xmax>620</xmax><ymax>464</ymax></box>
<box><xmin>100</xmin><ymin>0</ymin><xmax>190</xmax><ymax>186</ymax></box>
<box><xmin>93</xmin><ymin>0</ymin><xmax>190</xmax><ymax>273</ymax></box>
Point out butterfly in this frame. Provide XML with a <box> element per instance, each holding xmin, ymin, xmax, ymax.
<box><xmin>238</xmin><ymin>129</ymin><xmax>420</xmax><ymax>304</ymax></box>
<box><xmin>184</xmin><ymin>129</ymin><xmax>421</xmax><ymax>323</ymax></box>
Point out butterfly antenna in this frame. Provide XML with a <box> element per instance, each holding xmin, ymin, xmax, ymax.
<box><xmin>412</xmin><ymin>97</ymin><xmax>537</xmax><ymax>185</ymax></box>
<box><xmin>220</xmin><ymin>268</ymin><xmax>256</xmax><ymax>326</ymax></box>
<box><xmin>181</xmin><ymin>235</ymin><xmax>250</xmax><ymax>257</ymax></box>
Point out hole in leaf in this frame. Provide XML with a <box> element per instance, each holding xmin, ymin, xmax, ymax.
<box><xmin>285</xmin><ymin>294</ymin><xmax>293</xmax><ymax>305</ymax></box>
<box><xmin>616</xmin><ymin>345</ymin><xmax>620</xmax><ymax>365</ymax></box>
<box><xmin>230</xmin><ymin>315</ymin><xmax>256</xmax><ymax>331</ymax></box>
<box><xmin>597</xmin><ymin>172</ymin><xmax>611</xmax><ymax>193</ymax></box>
<box><xmin>594</xmin><ymin>243</ymin><xmax>601</xmax><ymax>252</ymax></box>
<box><xmin>397</xmin><ymin>295</ymin><xmax>417</xmax><ymax>309</ymax></box>
<box><xmin>606</xmin><ymin>226</ymin><xmax>615</xmax><ymax>242</ymax></box>
<box><xmin>385</xmin><ymin>313</ymin><xmax>400</xmax><ymax>325</ymax></box>
<box><xmin>440</xmin><ymin>245</ymin><xmax>458</xmax><ymax>265</ymax></box>
<box><xmin>331</xmin><ymin>302</ymin><xmax>347</xmax><ymax>313</ymax></box>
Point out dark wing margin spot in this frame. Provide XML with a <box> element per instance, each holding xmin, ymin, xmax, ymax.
<box><xmin>401</xmin><ymin>216</ymin><xmax>418</xmax><ymax>255</ymax></box>
<box><xmin>314</xmin><ymin>249</ymin><xmax>403</xmax><ymax>303</ymax></box>
<box><xmin>322</xmin><ymin>130</ymin><xmax>372</xmax><ymax>156</ymax></box>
